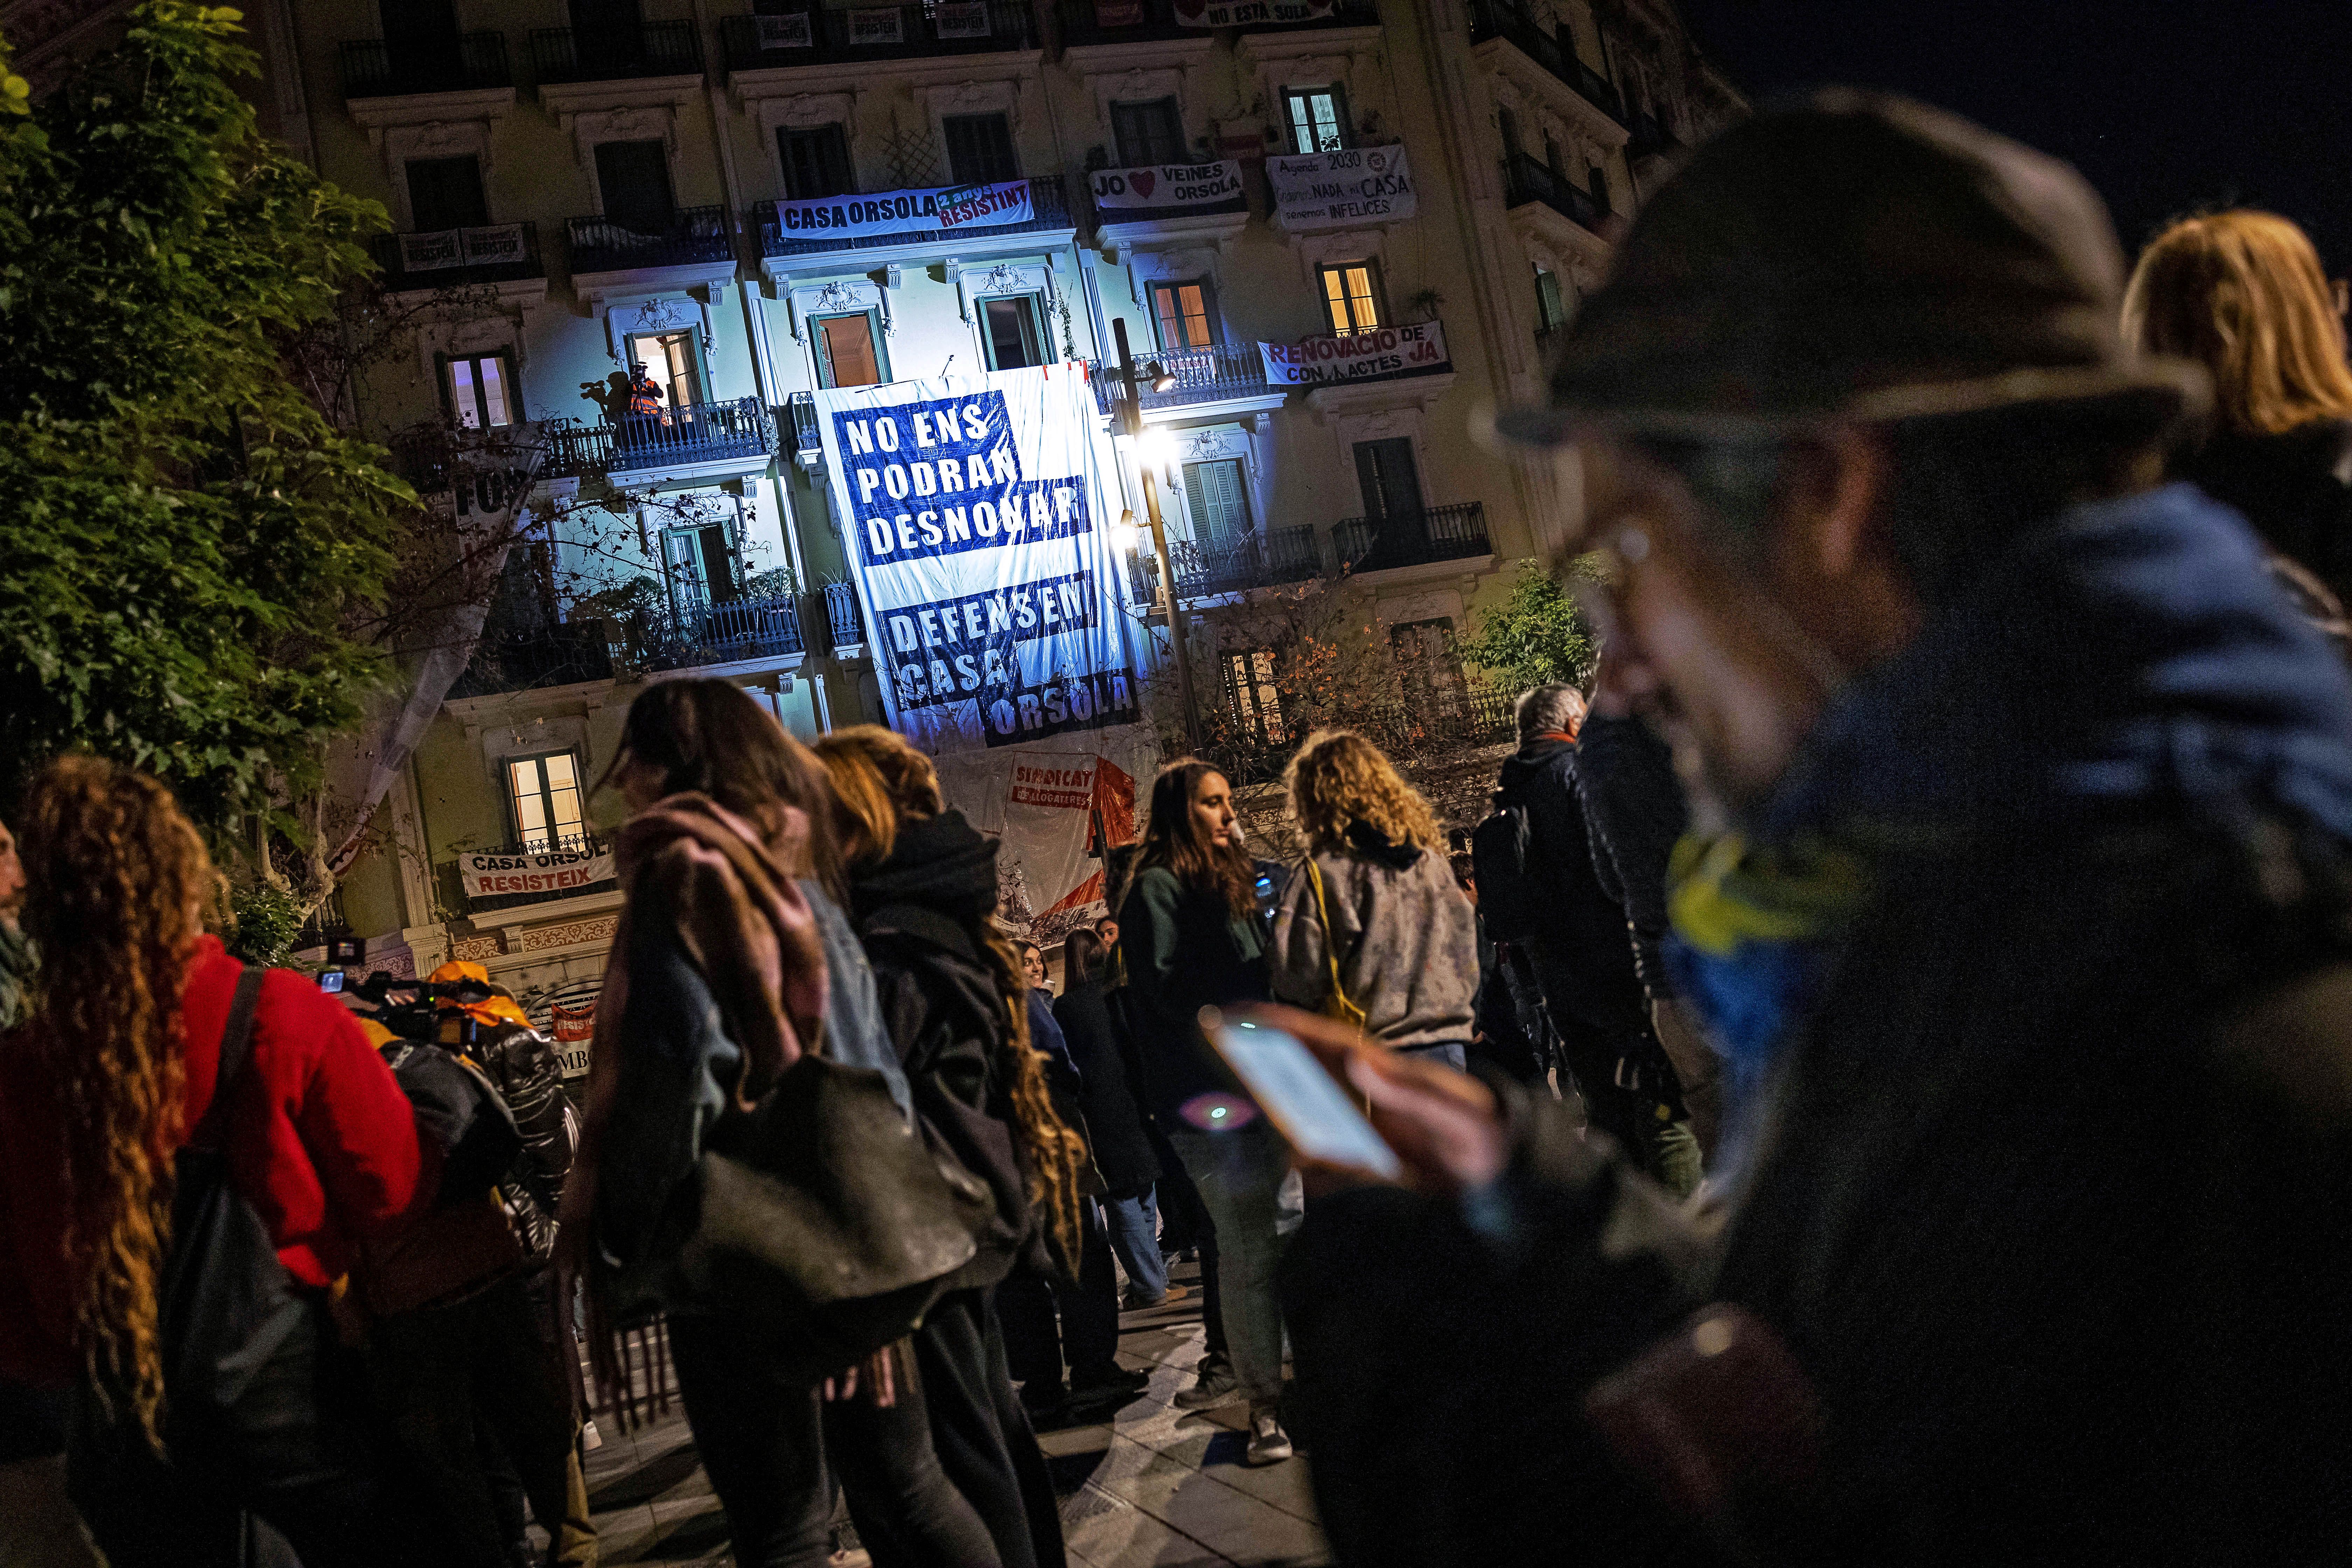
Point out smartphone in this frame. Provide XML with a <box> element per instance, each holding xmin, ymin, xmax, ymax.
<box><xmin>317</xmin><ymin>970</ymin><xmax>346</xmax><ymax>994</ymax></box>
<box><xmin>1207</xmin><ymin>1017</ymin><xmax>1402</xmax><ymax>1181</ymax></box>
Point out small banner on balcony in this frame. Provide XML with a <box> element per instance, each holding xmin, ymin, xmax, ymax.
<box><xmin>847</xmin><ymin>7</ymin><xmax>905</xmax><ymax>43</ymax></box>
<box><xmin>1092</xmin><ymin>0</ymin><xmax>1144</xmax><ymax>22</ymax></box>
<box><xmin>523</xmin><ymin>978</ymin><xmax>603</xmax><ymax>1079</ymax></box>
<box><xmin>769</xmin><ymin>180</ymin><xmax>1035</xmax><ymax>242</ymax></box>
<box><xmin>753</xmin><ymin>12</ymin><xmax>814</xmax><ymax>47</ymax></box>
<box><xmin>459</xmin><ymin>845</ymin><xmax>618</xmax><ymax>902</ymax></box>
<box><xmin>935</xmin><ymin>0</ymin><xmax>993</xmax><ymax>37</ymax></box>
<box><xmin>1175</xmin><ymin>0</ymin><xmax>1334</xmax><ymax>23</ymax></box>
<box><xmin>395</xmin><ymin>224</ymin><xmax>529</xmax><ymax>273</ymax></box>
<box><xmin>1090</xmin><ymin>160</ymin><xmax>1245</xmax><ymax>212</ymax></box>
<box><xmin>1259</xmin><ymin>320</ymin><xmax>1451</xmax><ymax>388</ymax></box>
<box><xmin>1267</xmin><ymin>143</ymin><xmax>1416</xmax><ymax>229</ymax></box>
<box><xmin>810</xmin><ymin>364</ymin><xmax>1139</xmax><ymax>753</ymax></box>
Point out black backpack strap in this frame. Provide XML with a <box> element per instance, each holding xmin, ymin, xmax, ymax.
<box><xmin>190</xmin><ymin>966</ymin><xmax>267</xmax><ymax>1152</ymax></box>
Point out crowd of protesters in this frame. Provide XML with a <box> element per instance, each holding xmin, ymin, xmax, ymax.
<box><xmin>16</xmin><ymin>85</ymin><xmax>2352</xmax><ymax>1568</ymax></box>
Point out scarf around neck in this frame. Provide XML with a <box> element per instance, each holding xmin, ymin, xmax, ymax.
<box><xmin>1667</xmin><ymin>482</ymin><xmax>2352</xmax><ymax>1121</ymax></box>
<box><xmin>594</xmin><ymin>792</ymin><xmax>829</xmax><ymax>1107</ymax></box>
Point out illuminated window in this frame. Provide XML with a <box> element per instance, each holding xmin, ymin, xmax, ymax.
<box><xmin>444</xmin><ymin>353</ymin><xmax>514</xmax><ymax>429</ymax></box>
<box><xmin>1151</xmin><ymin>280</ymin><xmax>1218</xmax><ymax>350</ymax></box>
<box><xmin>1318</xmin><ymin>261</ymin><xmax>1382</xmax><ymax>336</ymax></box>
<box><xmin>1282</xmin><ymin>87</ymin><xmax>1349</xmax><ymax>154</ymax></box>
<box><xmin>506</xmin><ymin>751</ymin><xmax>585</xmax><ymax>853</ymax></box>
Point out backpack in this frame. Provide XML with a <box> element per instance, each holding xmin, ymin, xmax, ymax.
<box><xmin>1472</xmin><ymin>793</ymin><xmax>1542</xmax><ymax>940</ymax></box>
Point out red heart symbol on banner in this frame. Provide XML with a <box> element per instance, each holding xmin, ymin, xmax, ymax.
<box><xmin>1131</xmin><ymin>170</ymin><xmax>1157</xmax><ymax>198</ymax></box>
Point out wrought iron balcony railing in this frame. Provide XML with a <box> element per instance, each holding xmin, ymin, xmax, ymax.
<box><xmin>566</xmin><ymin>204</ymin><xmax>734</xmax><ymax>276</ymax></box>
<box><xmin>1464</xmin><ymin>0</ymin><xmax>1623</xmax><ymax>122</ymax></box>
<box><xmin>450</xmin><ymin>620</ymin><xmax>617</xmax><ymax>699</ymax></box>
<box><xmin>530</xmin><ymin>18</ymin><xmax>704</xmax><ymax>83</ymax></box>
<box><xmin>1628</xmin><ymin>109</ymin><xmax>1684</xmax><ymax>160</ymax></box>
<box><xmin>824</xmin><ymin>582</ymin><xmax>867</xmax><ymax>650</ymax></box>
<box><xmin>755</xmin><ymin>174</ymin><xmax>1070</xmax><ymax>259</ymax></box>
<box><xmin>370</xmin><ymin>221</ymin><xmax>543</xmax><ymax>292</ymax></box>
<box><xmin>625</xmin><ymin>591</ymin><xmax>808</xmax><ymax>671</ymax></box>
<box><xmin>720</xmin><ymin>1</ymin><xmax>1036</xmax><ymax>71</ymax></box>
<box><xmin>1091</xmin><ymin>343</ymin><xmax>1276</xmax><ymax>415</ymax></box>
<box><xmin>340</xmin><ymin>32</ymin><xmax>511</xmax><ymax>98</ymax></box>
<box><xmin>543</xmin><ymin>396</ymin><xmax>776</xmax><ymax>478</ymax></box>
<box><xmin>1335</xmin><ymin>500</ymin><xmax>1491</xmax><ymax>573</ymax></box>
<box><xmin>786</xmin><ymin>391</ymin><xmax>822</xmax><ymax>462</ymax></box>
<box><xmin>1502</xmin><ymin>152</ymin><xmax>1610</xmax><ymax>235</ymax></box>
<box><xmin>1060</xmin><ymin>0</ymin><xmax>1377</xmax><ymax>46</ymax></box>
<box><xmin>1134</xmin><ymin>527</ymin><xmax>1325</xmax><ymax>600</ymax></box>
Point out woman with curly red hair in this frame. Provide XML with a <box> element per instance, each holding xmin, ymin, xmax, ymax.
<box><xmin>0</xmin><ymin>756</ymin><xmax>426</xmax><ymax>1566</ymax></box>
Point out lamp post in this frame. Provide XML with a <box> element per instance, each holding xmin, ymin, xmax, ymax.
<box><xmin>1111</xmin><ymin>317</ymin><xmax>1204</xmax><ymax>754</ymax></box>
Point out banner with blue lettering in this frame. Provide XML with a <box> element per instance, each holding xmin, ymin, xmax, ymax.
<box><xmin>814</xmin><ymin>363</ymin><xmax>1140</xmax><ymax>754</ymax></box>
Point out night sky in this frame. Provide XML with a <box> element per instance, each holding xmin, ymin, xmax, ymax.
<box><xmin>1678</xmin><ymin>1</ymin><xmax>2352</xmax><ymax>277</ymax></box>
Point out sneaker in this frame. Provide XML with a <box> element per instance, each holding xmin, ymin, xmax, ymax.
<box><xmin>1245</xmin><ymin>1406</ymin><xmax>1294</xmax><ymax>1466</ymax></box>
<box><xmin>1121</xmin><ymin>1282</ymin><xmax>1192</xmax><ymax>1311</ymax></box>
<box><xmin>1172</xmin><ymin>1354</ymin><xmax>1240</xmax><ymax>1410</ymax></box>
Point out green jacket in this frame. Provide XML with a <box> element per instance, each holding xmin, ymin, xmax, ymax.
<box><xmin>1117</xmin><ymin>865</ymin><xmax>1268</xmax><ymax>1122</ymax></box>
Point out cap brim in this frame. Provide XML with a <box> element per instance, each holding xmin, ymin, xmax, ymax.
<box><xmin>1491</xmin><ymin>358</ymin><xmax>2209</xmax><ymax>448</ymax></box>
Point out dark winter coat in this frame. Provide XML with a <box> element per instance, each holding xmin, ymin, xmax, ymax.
<box><xmin>1492</xmin><ymin>739</ymin><xmax>1647</xmax><ymax>1035</ymax></box>
<box><xmin>1118</xmin><ymin>864</ymin><xmax>1269</xmax><ymax>1122</ymax></box>
<box><xmin>1283</xmin><ymin>485</ymin><xmax>2352</xmax><ymax>1568</ymax></box>
<box><xmin>1053</xmin><ymin>978</ymin><xmax>1160</xmax><ymax>1197</ymax></box>
<box><xmin>1575</xmin><ymin>714</ymin><xmax>1689</xmax><ymax>1003</ymax></box>
<box><xmin>2178</xmin><ymin>416</ymin><xmax>2352</xmax><ymax>603</ymax></box>
<box><xmin>852</xmin><ymin>812</ymin><xmax>1043</xmax><ymax>1287</ymax></box>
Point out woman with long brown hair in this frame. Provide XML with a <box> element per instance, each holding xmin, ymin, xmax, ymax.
<box><xmin>1119</xmin><ymin>759</ymin><xmax>1294</xmax><ymax>1465</ymax></box>
<box><xmin>0</xmin><ymin>756</ymin><xmax>426</xmax><ymax>1566</ymax></box>
<box><xmin>1271</xmin><ymin>730</ymin><xmax>1478</xmax><ymax>1071</ymax></box>
<box><xmin>2124</xmin><ymin>209</ymin><xmax>2352</xmax><ymax>612</ymax></box>
<box><xmin>812</xmin><ymin>725</ymin><xmax>1085</xmax><ymax>1568</ymax></box>
<box><xmin>561</xmin><ymin>680</ymin><xmax>995</xmax><ymax>1568</ymax></box>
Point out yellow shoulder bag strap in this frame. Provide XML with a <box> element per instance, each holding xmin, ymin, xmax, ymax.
<box><xmin>1304</xmin><ymin>857</ymin><xmax>1369</xmax><ymax>1031</ymax></box>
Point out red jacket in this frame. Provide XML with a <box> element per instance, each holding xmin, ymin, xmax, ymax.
<box><xmin>0</xmin><ymin>936</ymin><xmax>426</xmax><ymax>1385</ymax></box>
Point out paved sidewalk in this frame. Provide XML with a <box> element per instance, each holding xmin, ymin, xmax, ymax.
<box><xmin>583</xmin><ymin>1267</ymin><xmax>1327</xmax><ymax>1567</ymax></box>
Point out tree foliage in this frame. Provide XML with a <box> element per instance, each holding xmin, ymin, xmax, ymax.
<box><xmin>0</xmin><ymin>3</ymin><xmax>405</xmax><ymax>825</ymax></box>
<box><xmin>1453</xmin><ymin>557</ymin><xmax>1601</xmax><ymax>695</ymax></box>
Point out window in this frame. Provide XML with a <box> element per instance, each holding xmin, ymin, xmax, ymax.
<box><xmin>1182</xmin><ymin>458</ymin><xmax>1250</xmax><ymax>551</ymax></box>
<box><xmin>1150</xmin><ymin>280</ymin><xmax>1218</xmax><ymax>351</ymax></box>
<box><xmin>778</xmin><ymin>124</ymin><xmax>854</xmax><ymax>200</ymax></box>
<box><xmin>1353</xmin><ymin>436</ymin><xmax>1421</xmax><ymax>518</ymax></box>
<box><xmin>1589</xmin><ymin>162</ymin><xmax>1611</xmax><ymax>215</ymax></box>
<box><xmin>594</xmin><ymin>139</ymin><xmax>675</xmax><ymax>233</ymax></box>
<box><xmin>1110</xmin><ymin>98</ymin><xmax>1186</xmax><ymax>166</ymax></box>
<box><xmin>406</xmin><ymin>154</ymin><xmax>488</xmax><ymax>232</ymax></box>
<box><xmin>1318</xmin><ymin>261</ymin><xmax>1383</xmax><ymax>336</ymax></box>
<box><xmin>1534</xmin><ymin>268</ymin><xmax>1569</xmax><ymax>330</ymax></box>
<box><xmin>1282</xmin><ymin>87</ymin><xmax>1349</xmax><ymax>155</ymax></box>
<box><xmin>664</xmin><ymin>523</ymin><xmax>740</xmax><ymax>606</ymax></box>
<box><xmin>506</xmin><ymin>751</ymin><xmax>586</xmax><ymax>853</ymax></box>
<box><xmin>813</xmin><ymin>311</ymin><xmax>885</xmax><ymax>388</ymax></box>
<box><xmin>981</xmin><ymin>296</ymin><xmax>1045</xmax><ymax>371</ymax></box>
<box><xmin>625</xmin><ymin>330</ymin><xmax>703</xmax><ymax>409</ymax></box>
<box><xmin>1222</xmin><ymin>650</ymin><xmax>1289</xmax><ymax>748</ymax></box>
<box><xmin>1498</xmin><ymin>106</ymin><xmax>1523</xmax><ymax>164</ymax></box>
<box><xmin>944</xmin><ymin>114</ymin><xmax>1018</xmax><ymax>183</ymax></box>
<box><xmin>444</xmin><ymin>353</ymin><xmax>516</xmax><ymax>429</ymax></box>
<box><xmin>1391</xmin><ymin>619</ymin><xmax>1468</xmax><ymax>717</ymax></box>
<box><xmin>383</xmin><ymin>0</ymin><xmax>459</xmax><ymax>78</ymax></box>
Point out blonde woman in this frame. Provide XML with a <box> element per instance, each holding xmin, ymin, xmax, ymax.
<box><xmin>1269</xmin><ymin>731</ymin><xmax>1478</xmax><ymax>1071</ymax></box>
<box><xmin>2124</xmin><ymin>210</ymin><xmax>2352</xmax><ymax>612</ymax></box>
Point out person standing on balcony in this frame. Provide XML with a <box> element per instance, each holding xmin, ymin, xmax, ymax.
<box><xmin>623</xmin><ymin>360</ymin><xmax>668</xmax><ymax>454</ymax></box>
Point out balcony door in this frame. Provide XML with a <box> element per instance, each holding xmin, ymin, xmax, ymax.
<box><xmin>625</xmin><ymin>330</ymin><xmax>704</xmax><ymax>410</ymax></box>
<box><xmin>1183</xmin><ymin>458</ymin><xmax>1250</xmax><ymax>553</ymax></box>
<box><xmin>1282</xmin><ymin>86</ymin><xmax>1349</xmax><ymax>154</ymax></box>
<box><xmin>981</xmin><ymin>296</ymin><xmax>1046</xmax><ymax>371</ymax></box>
<box><xmin>813</xmin><ymin>311</ymin><xmax>886</xmax><ymax>388</ymax></box>
<box><xmin>507</xmin><ymin>751</ymin><xmax>586</xmax><ymax>853</ymax></box>
<box><xmin>571</xmin><ymin>0</ymin><xmax>644</xmax><ymax>67</ymax></box>
<box><xmin>595</xmin><ymin>139</ymin><xmax>675</xmax><ymax>235</ymax></box>
<box><xmin>1353</xmin><ymin>437</ymin><xmax>1422</xmax><ymax>520</ymax></box>
<box><xmin>1110</xmin><ymin>98</ymin><xmax>1186</xmax><ymax>166</ymax></box>
<box><xmin>1151</xmin><ymin>279</ymin><xmax>1219</xmax><ymax>351</ymax></box>
<box><xmin>664</xmin><ymin>522</ymin><xmax>741</xmax><ymax>612</ymax></box>
<box><xmin>944</xmin><ymin>114</ymin><xmax>1018</xmax><ymax>183</ymax></box>
<box><xmin>779</xmin><ymin>123</ymin><xmax>854</xmax><ymax>200</ymax></box>
<box><xmin>406</xmin><ymin>155</ymin><xmax>488</xmax><ymax>233</ymax></box>
<box><xmin>382</xmin><ymin>0</ymin><xmax>459</xmax><ymax>82</ymax></box>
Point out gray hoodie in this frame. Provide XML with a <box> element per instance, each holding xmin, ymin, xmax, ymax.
<box><xmin>1268</xmin><ymin>826</ymin><xmax>1478</xmax><ymax>1050</ymax></box>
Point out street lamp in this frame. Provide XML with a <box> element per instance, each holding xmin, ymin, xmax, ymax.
<box><xmin>1112</xmin><ymin>317</ymin><xmax>1203</xmax><ymax>753</ymax></box>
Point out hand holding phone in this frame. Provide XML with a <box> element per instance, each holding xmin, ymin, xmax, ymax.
<box><xmin>1212</xmin><ymin>1004</ymin><xmax>1508</xmax><ymax>1195</ymax></box>
<box><xmin>1205</xmin><ymin>1012</ymin><xmax>1402</xmax><ymax>1182</ymax></box>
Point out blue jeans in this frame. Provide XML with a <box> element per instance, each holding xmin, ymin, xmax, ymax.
<box><xmin>1104</xmin><ymin>1190</ymin><xmax>1169</xmax><ymax>1302</ymax></box>
<box><xmin>1167</xmin><ymin>1120</ymin><xmax>1292</xmax><ymax>1406</ymax></box>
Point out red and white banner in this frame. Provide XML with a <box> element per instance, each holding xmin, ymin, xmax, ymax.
<box><xmin>459</xmin><ymin>845</ymin><xmax>616</xmax><ymax>901</ymax></box>
<box><xmin>1259</xmin><ymin>320</ymin><xmax>1450</xmax><ymax>388</ymax></box>
<box><xmin>524</xmin><ymin>978</ymin><xmax>602</xmax><ymax>1079</ymax></box>
<box><xmin>930</xmin><ymin>723</ymin><xmax>1162</xmax><ymax>941</ymax></box>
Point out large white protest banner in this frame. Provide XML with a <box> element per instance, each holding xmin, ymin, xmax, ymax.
<box><xmin>1266</xmin><ymin>144</ymin><xmax>1416</xmax><ymax>230</ymax></box>
<box><xmin>1088</xmin><ymin>160</ymin><xmax>1245</xmax><ymax>212</ymax></box>
<box><xmin>1174</xmin><ymin>0</ymin><xmax>1334</xmax><ymax>23</ymax></box>
<box><xmin>767</xmin><ymin>181</ymin><xmax>1033</xmax><ymax>245</ymax></box>
<box><xmin>1259</xmin><ymin>320</ymin><xmax>1451</xmax><ymax>388</ymax></box>
<box><xmin>813</xmin><ymin>365</ymin><xmax>1140</xmax><ymax>754</ymax></box>
<box><xmin>458</xmin><ymin>845</ymin><xmax>617</xmax><ymax>902</ymax></box>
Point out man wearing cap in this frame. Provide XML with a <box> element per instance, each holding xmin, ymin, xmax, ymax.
<box><xmin>1275</xmin><ymin>92</ymin><xmax>2352</xmax><ymax>1565</ymax></box>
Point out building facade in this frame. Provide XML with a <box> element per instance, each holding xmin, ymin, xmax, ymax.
<box><xmin>240</xmin><ymin>0</ymin><xmax>1736</xmax><ymax>1030</ymax></box>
